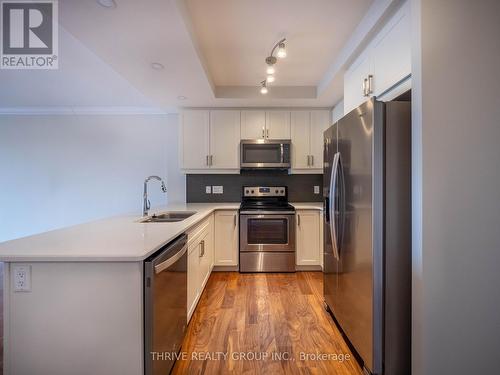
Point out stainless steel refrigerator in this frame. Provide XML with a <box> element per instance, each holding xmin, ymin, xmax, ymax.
<box><xmin>323</xmin><ymin>98</ymin><xmax>411</xmax><ymax>375</ymax></box>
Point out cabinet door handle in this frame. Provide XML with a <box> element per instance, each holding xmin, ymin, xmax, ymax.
<box><xmin>262</xmin><ymin>127</ymin><xmax>265</xmax><ymax>138</ymax></box>
<box><xmin>234</xmin><ymin>214</ymin><xmax>237</xmax><ymax>227</ymax></box>
<box><xmin>206</xmin><ymin>155</ymin><xmax>209</xmax><ymax>166</ymax></box>
<box><xmin>307</xmin><ymin>155</ymin><xmax>311</xmax><ymax>166</ymax></box>
<box><xmin>199</xmin><ymin>240</ymin><xmax>205</xmax><ymax>257</ymax></box>
<box><xmin>210</xmin><ymin>155</ymin><xmax>213</xmax><ymax>166</ymax></box>
<box><xmin>297</xmin><ymin>214</ymin><xmax>301</xmax><ymax>226</ymax></box>
<box><xmin>311</xmin><ymin>155</ymin><xmax>314</xmax><ymax>166</ymax></box>
<box><xmin>368</xmin><ymin>74</ymin><xmax>374</xmax><ymax>95</ymax></box>
<box><xmin>266</xmin><ymin>128</ymin><xmax>269</xmax><ymax>138</ymax></box>
<box><xmin>363</xmin><ymin>78</ymin><xmax>368</xmax><ymax>97</ymax></box>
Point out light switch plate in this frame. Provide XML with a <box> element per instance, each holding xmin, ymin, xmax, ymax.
<box><xmin>205</xmin><ymin>186</ymin><xmax>212</xmax><ymax>194</ymax></box>
<box><xmin>212</xmin><ymin>185</ymin><xmax>223</xmax><ymax>194</ymax></box>
<box><xmin>314</xmin><ymin>185</ymin><xmax>320</xmax><ymax>194</ymax></box>
<box><xmin>13</xmin><ymin>265</ymin><xmax>31</xmax><ymax>292</ymax></box>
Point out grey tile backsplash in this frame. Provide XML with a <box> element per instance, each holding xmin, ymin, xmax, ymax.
<box><xmin>186</xmin><ymin>172</ymin><xmax>323</xmax><ymax>203</ymax></box>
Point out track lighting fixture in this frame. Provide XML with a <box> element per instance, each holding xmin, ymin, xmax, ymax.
<box><xmin>258</xmin><ymin>38</ymin><xmax>287</xmax><ymax>93</ymax></box>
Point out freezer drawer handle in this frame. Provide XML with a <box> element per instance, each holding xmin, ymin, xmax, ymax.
<box><xmin>154</xmin><ymin>244</ymin><xmax>188</xmax><ymax>274</ymax></box>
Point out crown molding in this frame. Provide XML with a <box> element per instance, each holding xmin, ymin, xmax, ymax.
<box><xmin>0</xmin><ymin>106</ymin><xmax>173</xmax><ymax>115</ymax></box>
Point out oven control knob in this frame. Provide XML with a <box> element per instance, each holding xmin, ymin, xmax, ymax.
<box><xmin>280</xmin><ymin>189</ymin><xmax>284</xmax><ymax>194</ymax></box>
<box><xmin>245</xmin><ymin>189</ymin><xmax>249</xmax><ymax>194</ymax></box>
<box><xmin>275</xmin><ymin>189</ymin><xmax>279</xmax><ymax>194</ymax></box>
<box><xmin>251</xmin><ymin>190</ymin><xmax>255</xmax><ymax>194</ymax></box>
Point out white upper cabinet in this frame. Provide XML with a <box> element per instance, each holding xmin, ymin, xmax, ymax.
<box><xmin>371</xmin><ymin>1</ymin><xmax>411</xmax><ymax>97</ymax></box>
<box><xmin>291</xmin><ymin>110</ymin><xmax>329</xmax><ymax>171</ymax></box>
<box><xmin>344</xmin><ymin>1</ymin><xmax>411</xmax><ymax>114</ymax></box>
<box><xmin>181</xmin><ymin>109</ymin><xmax>241</xmax><ymax>171</ymax></box>
<box><xmin>209</xmin><ymin>110</ymin><xmax>240</xmax><ymax>169</ymax></box>
<box><xmin>291</xmin><ymin>111</ymin><xmax>311</xmax><ymax>169</ymax></box>
<box><xmin>344</xmin><ymin>51</ymin><xmax>371</xmax><ymax>114</ymax></box>
<box><xmin>241</xmin><ymin>110</ymin><xmax>290</xmax><ymax>140</ymax></box>
<box><xmin>180</xmin><ymin>108</ymin><xmax>324</xmax><ymax>173</ymax></box>
<box><xmin>181</xmin><ymin>110</ymin><xmax>210</xmax><ymax>169</ymax></box>
<box><xmin>265</xmin><ymin>111</ymin><xmax>291</xmax><ymax>139</ymax></box>
<box><xmin>241</xmin><ymin>110</ymin><xmax>266</xmax><ymax>139</ymax></box>
<box><xmin>310</xmin><ymin>110</ymin><xmax>330</xmax><ymax>169</ymax></box>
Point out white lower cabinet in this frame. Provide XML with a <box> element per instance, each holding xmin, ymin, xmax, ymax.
<box><xmin>187</xmin><ymin>214</ymin><xmax>214</xmax><ymax>321</ymax></box>
<box><xmin>296</xmin><ymin>210</ymin><xmax>322</xmax><ymax>266</ymax></box>
<box><xmin>214</xmin><ymin>210</ymin><xmax>239</xmax><ymax>266</ymax></box>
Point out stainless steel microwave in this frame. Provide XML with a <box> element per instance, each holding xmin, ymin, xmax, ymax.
<box><xmin>240</xmin><ymin>139</ymin><xmax>291</xmax><ymax>169</ymax></box>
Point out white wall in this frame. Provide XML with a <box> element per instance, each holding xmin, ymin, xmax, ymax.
<box><xmin>0</xmin><ymin>113</ymin><xmax>185</xmax><ymax>242</ymax></box>
<box><xmin>412</xmin><ymin>0</ymin><xmax>500</xmax><ymax>374</ymax></box>
<box><xmin>331</xmin><ymin>99</ymin><xmax>344</xmax><ymax>123</ymax></box>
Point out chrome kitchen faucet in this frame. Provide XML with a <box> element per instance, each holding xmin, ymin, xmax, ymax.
<box><xmin>143</xmin><ymin>175</ymin><xmax>167</xmax><ymax>216</ymax></box>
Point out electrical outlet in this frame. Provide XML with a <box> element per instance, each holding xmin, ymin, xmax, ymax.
<box><xmin>13</xmin><ymin>265</ymin><xmax>31</xmax><ymax>292</ymax></box>
<box><xmin>314</xmin><ymin>185</ymin><xmax>320</xmax><ymax>194</ymax></box>
<box><xmin>212</xmin><ymin>186</ymin><xmax>223</xmax><ymax>194</ymax></box>
<box><xmin>205</xmin><ymin>186</ymin><xmax>212</xmax><ymax>194</ymax></box>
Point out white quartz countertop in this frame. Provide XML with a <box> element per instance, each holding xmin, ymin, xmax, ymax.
<box><xmin>0</xmin><ymin>202</ymin><xmax>322</xmax><ymax>262</ymax></box>
<box><xmin>292</xmin><ymin>202</ymin><xmax>324</xmax><ymax>210</ymax></box>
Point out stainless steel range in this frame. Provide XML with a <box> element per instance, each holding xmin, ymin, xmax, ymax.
<box><xmin>239</xmin><ymin>186</ymin><xmax>296</xmax><ymax>272</ymax></box>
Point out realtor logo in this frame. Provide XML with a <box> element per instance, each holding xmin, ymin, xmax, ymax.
<box><xmin>1</xmin><ymin>0</ymin><xmax>58</xmax><ymax>69</ymax></box>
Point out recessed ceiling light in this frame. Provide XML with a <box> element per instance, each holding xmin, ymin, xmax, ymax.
<box><xmin>97</xmin><ymin>0</ymin><xmax>116</xmax><ymax>8</ymax></box>
<box><xmin>151</xmin><ymin>62</ymin><xmax>164</xmax><ymax>70</ymax></box>
<box><xmin>266</xmin><ymin>74</ymin><xmax>275</xmax><ymax>83</ymax></box>
<box><xmin>177</xmin><ymin>96</ymin><xmax>187</xmax><ymax>100</ymax></box>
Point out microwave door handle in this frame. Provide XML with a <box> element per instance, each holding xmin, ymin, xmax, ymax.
<box><xmin>329</xmin><ymin>153</ymin><xmax>340</xmax><ymax>260</ymax></box>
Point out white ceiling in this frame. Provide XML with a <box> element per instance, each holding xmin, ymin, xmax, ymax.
<box><xmin>0</xmin><ymin>0</ymin><xmax>380</xmax><ymax>110</ymax></box>
<box><xmin>185</xmin><ymin>0</ymin><xmax>372</xmax><ymax>87</ymax></box>
<box><xmin>0</xmin><ymin>26</ymin><xmax>156</xmax><ymax>108</ymax></box>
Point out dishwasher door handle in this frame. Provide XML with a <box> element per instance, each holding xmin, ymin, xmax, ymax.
<box><xmin>154</xmin><ymin>244</ymin><xmax>188</xmax><ymax>274</ymax></box>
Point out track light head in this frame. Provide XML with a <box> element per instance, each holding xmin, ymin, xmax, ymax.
<box><xmin>277</xmin><ymin>42</ymin><xmax>287</xmax><ymax>58</ymax></box>
<box><xmin>260</xmin><ymin>81</ymin><xmax>268</xmax><ymax>94</ymax></box>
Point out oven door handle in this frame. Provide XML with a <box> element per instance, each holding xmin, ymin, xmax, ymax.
<box><xmin>239</xmin><ymin>210</ymin><xmax>296</xmax><ymax>215</ymax></box>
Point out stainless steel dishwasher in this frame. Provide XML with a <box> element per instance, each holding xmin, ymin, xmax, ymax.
<box><xmin>144</xmin><ymin>234</ymin><xmax>187</xmax><ymax>375</ymax></box>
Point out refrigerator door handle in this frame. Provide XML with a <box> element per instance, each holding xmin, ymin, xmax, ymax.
<box><xmin>329</xmin><ymin>152</ymin><xmax>340</xmax><ymax>259</ymax></box>
<box><xmin>337</xmin><ymin>153</ymin><xmax>346</xmax><ymax>257</ymax></box>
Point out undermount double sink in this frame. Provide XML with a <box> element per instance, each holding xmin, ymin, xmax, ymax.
<box><xmin>140</xmin><ymin>211</ymin><xmax>197</xmax><ymax>223</ymax></box>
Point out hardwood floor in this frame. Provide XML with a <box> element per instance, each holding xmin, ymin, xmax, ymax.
<box><xmin>172</xmin><ymin>272</ymin><xmax>363</xmax><ymax>375</ymax></box>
